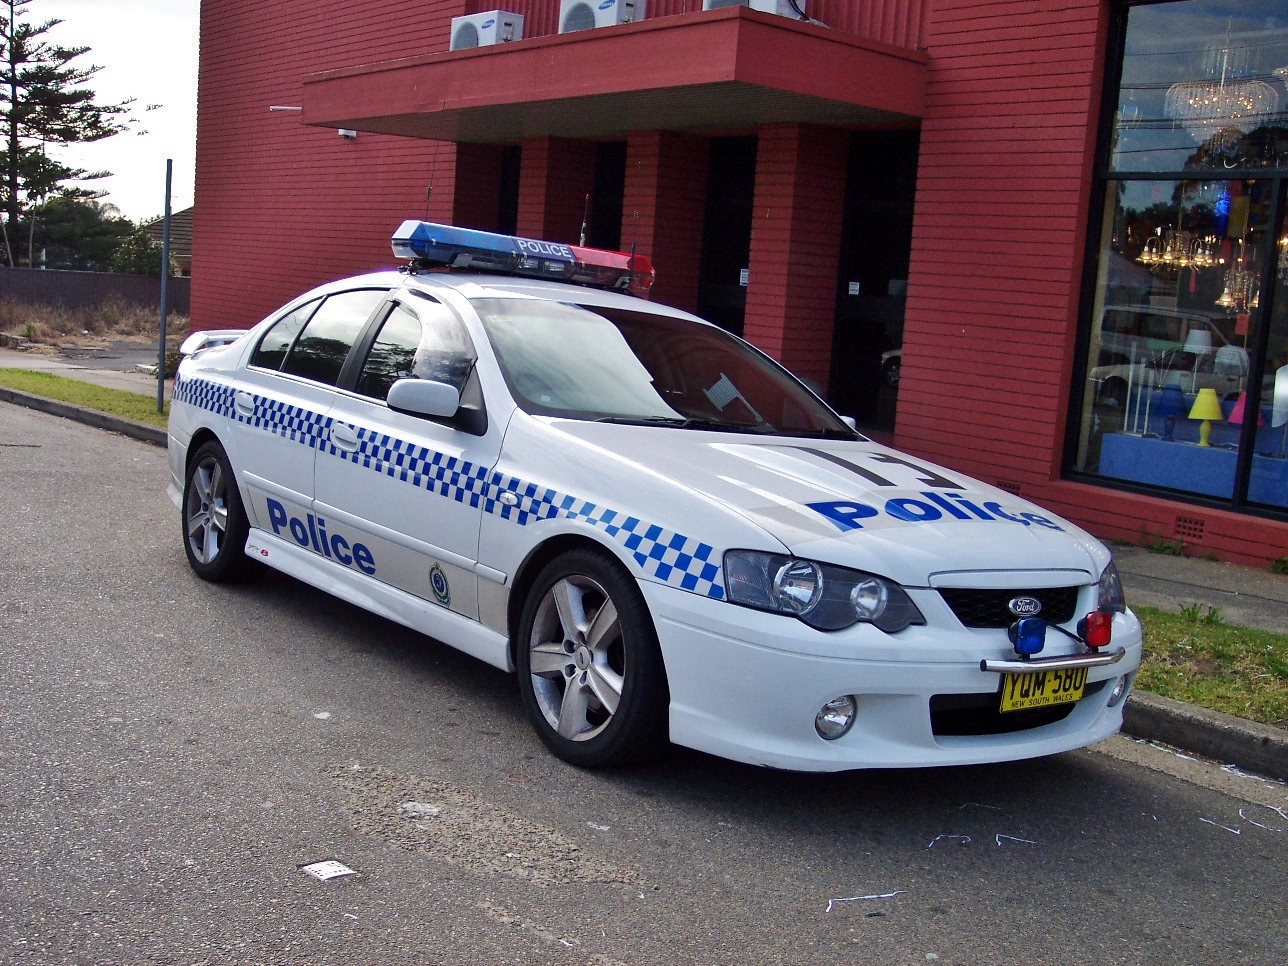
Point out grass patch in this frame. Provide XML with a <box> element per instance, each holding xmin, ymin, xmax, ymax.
<box><xmin>1135</xmin><ymin>604</ymin><xmax>1288</xmax><ymax>727</ymax></box>
<box><xmin>0</xmin><ymin>369</ymin><xmax>168</xmax><ymax>428</ymax></box>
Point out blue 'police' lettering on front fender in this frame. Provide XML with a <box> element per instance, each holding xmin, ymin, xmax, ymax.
<box><xmin>265</xmin><ymin>497</ymin><xmax>376</xmax><ymax>575</ymax></box>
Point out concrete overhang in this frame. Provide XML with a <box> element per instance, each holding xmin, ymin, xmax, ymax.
<box><xmin>301</xmin><ymin>6</ymin><xmax>927</xmax><ymax>143</ymax></box>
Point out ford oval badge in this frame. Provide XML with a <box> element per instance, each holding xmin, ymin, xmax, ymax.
<box><xmin>1008</xmin><ymin>596</ymin><xmax>1043</xmax><ymax>617</ymax></box>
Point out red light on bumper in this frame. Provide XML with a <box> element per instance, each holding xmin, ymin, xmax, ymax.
<box><xmin>1080</xmin><ymin>611</ymin><xmax>1114</xmax><ymax>649</ymax></box>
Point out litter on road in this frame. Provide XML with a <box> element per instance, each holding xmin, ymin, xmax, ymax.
<box><xmin>826</xmin><ymin>891</ymin><xmax>906</xmax><ymax>913</ymax></box>
<box><xmin>925</xmin><ymin>835</ymin><xmax>971</xmax><ymax>849</ymax></box>
<box><xmin>1199</xmin><ymin>818</ymin><xmax>1241</xmax><ymax>834</ymax></box>
<box><xmin>299</xmin><ymin>860</ymin><xmax>359</xmax><ymax>881</ymax></box>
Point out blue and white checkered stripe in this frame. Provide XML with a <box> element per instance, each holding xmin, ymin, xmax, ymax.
<box><xmin>484</xmin><ymin>474</ymin><xmax>723</xmax><ymax>599</ymax></box>
<box><xmin>174</xmin><ymin>375</ymin><xmax>725</xmax><ymax>600</ymax></box>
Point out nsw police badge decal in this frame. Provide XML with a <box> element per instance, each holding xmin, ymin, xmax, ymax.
<box><xmin>429</xmin><ymin>563</ymin><xmax>451</xmax><ymax>607</ymax></box>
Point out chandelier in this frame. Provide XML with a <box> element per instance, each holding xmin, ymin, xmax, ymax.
<box><xmin>1164</xmin><ymin>40</ymin><xmax>1279</xmax><ymax>141</ymax></box>
<box><xmin>1215</xmin><ymin>241</ymin><xmax>1258</xmax><ymax>312</ymax></box>
<box><xmin>1137</xmin><ymin>229</ymin><xmax>1221</xmax><ymax>270</ymax></box>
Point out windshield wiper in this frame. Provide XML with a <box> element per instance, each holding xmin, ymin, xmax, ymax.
<box><xmin>592</xmin><ymin>415</ymin><xmax>774</xmax><ymax>433</ymax></box>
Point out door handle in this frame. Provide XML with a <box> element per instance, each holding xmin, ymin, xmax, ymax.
<box><xmin>329</xmin><ymin>423</ymin><xmax>359</xmax><ymax>452</ymax></box>
<box><xmin>234</xmin><ymin>390</ymin><xmax>255</xmax><ymax>416</ymax></box>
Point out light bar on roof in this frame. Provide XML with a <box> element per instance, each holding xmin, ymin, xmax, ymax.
<box><xmin>392</xmin><ymin>220</ymin><xmax>654</xmax><ymax>293</ymax></box>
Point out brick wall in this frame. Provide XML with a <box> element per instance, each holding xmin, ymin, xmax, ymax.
<box><xmin>744</xmin><ymin>124</ymin><xmax>849</xmax><ymax>387</ymax></box>
<box><xmin>898</xmin><ymin>0</ymin><xmax>1108</xmax><ymax>485</ymax></box>
<box><xmin>193</xmin><ymin>0</ymin><xmax>462</xmax><ymax>331</ymax></box>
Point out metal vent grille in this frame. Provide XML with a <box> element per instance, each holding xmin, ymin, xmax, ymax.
<box><xmin>995</xmin><ymin>480</ymin><xmax>1022</xmax><ymax>495</ymax></box>
<box><xmin>1175</xmin><ymin>515</ymin><xmax>1205</xmax><ymax>542</ymax></box>
<box><xmin>451</xmin><ymin>22</ymin><xmax>480</xmax><ymax>49</ymax></box>
<box><xmin>938</xmin><ymin>586</ymin><xmax>1080</xmax><ymax>628</ymax></box>
<box><xmin>561</xmin><ymin>2</ymin><xmax>597</xmax><ymax>31</ymax></box>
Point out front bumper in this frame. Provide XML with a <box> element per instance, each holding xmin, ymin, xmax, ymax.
<box><xmin>642</xmin><ymin>580</ymin><xmax>1142</xmax><ymax>772</ymax></box>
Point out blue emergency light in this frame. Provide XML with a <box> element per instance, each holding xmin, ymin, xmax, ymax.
<box><xmin>1007</xmin><ymin>617</ymin><xmax>1047</xmax><ymax>657</ymax></box>
<box><xmin>391</xmin><ymin>220</ymin><xmax>654</xmax><ymax>293</ymax></box>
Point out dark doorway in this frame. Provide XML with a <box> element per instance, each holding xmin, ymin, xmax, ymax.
<box><xmin>828</xmin><ymin>130</ymin><xmax>919</xmax><ymax>432</ymax></box>
<box><xmin>587</xmin><ymin>141</ymin><xmax>627</xmax><ymax>250</ymax></box>
<box><xmin>497</xmin><ymin>145</ymin><xmax>522</xmax><ymax>235</ymax></box>
<box><xmin>696</xmin><ymin>136</ymin><xmax>757</xmax><ymax>336</ymax></box>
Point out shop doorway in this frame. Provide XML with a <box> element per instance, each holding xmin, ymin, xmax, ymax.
<box><xmin>696</xmin><ymin>136</ymin><xmax>757</xmax><ymax>336</ymax></box>
<box><xmin>828</xmin><ymin>130</ymin><xmax>919</xmax><ymax>432</ymax></box>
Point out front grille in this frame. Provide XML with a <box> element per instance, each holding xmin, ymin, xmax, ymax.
<box><xmin>930</xmin><ymin>681</ymin><xmax>1105</xmax><ymax>736</ymax></box>
<box><xmin>938</xmin><ymin>586</ymin><xmax>1080</xmax><ymax>628</ymax></box>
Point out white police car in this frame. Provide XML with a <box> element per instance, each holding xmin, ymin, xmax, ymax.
<box><xmin>168</xmin><ymin>221</ymin><xmax>1141</xmax><ymax>771</ymax></box>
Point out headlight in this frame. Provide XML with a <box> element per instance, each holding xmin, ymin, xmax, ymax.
<box><xmin>723</xmin><ymin>550</ymin><xmax>925</xmax><ymax>632</ymax></box>
<box><xmin>1097</xmin><ymin>561</ymin><xmax>1127</xmax><ymax>613</ymax></box>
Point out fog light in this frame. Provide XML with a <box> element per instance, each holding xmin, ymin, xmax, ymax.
<box><xmin>815</xmin><ymin>695</ymin><xmax>856</xmax><ymax>740</ymax></box>
<box><xmin>1107</xmin><ymin>673</ymin><xmax>1134</xmax><ymax>708</ymax></box>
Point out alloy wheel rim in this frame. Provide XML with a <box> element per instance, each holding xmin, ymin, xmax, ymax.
<box><xmin>528</xmin><ymin>574</ymin><xmax>625</xmax><ymax>742</ymax></box>
<box><xmin>185</xmin><ymin>456</ymin><xmax>229</xmax><ymax>564</ymax></box>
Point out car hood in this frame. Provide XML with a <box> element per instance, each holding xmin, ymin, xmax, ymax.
<box><xmin>547</xmin><ymin>421</ymin><xmax>1108</xmax><ymax>588</ymax></box>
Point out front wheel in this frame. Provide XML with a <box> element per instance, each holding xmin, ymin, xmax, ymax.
<box><xmin>517</xmin><ymin>548</ymin><xmax>669</xmax><ymax>768</ymax></box>
<box><xmin>182</xmin><ymin>440</ymin><xmax>252</xmax><ymax>582</ymax></box>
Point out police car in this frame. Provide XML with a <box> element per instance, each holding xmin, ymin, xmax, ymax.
<box><xmin>167</xmin><ymin>221</ymin><xmax>1141</xmax><ymax>771</ymax></box>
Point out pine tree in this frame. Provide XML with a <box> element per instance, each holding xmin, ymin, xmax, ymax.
<box><xmin>0</xmin><ymin>0</ymin><xmax>130</xmax><ymax>266</ymax></box>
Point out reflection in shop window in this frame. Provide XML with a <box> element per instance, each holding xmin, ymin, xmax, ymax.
<box><xmin>1074</xmin><ymin>0</ymin><xmax>1288</xmax><ymax>512</ymax></box>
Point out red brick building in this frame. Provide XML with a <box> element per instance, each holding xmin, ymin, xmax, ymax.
<box><xmin>193</xmin><ymin>0</ymin><xmax>1288</xmax><ymax>565</ymax></box>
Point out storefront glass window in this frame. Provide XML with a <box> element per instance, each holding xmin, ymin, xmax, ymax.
<box><xmin>1074</xmin><ymin>0</ymin><xmax>1288</xmax><ymax>513</ymax></box>
<box><xmin>1110</xmin><ymin>0</ymin><xmax>1288</xmax><ymax>173</ymax></box>
<box><xmin>1254</xmin><ymin>221</ymin><xmax>1288</xmax><ymax>509</ymax></box>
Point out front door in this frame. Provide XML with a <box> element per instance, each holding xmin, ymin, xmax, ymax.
<box><xmin>313</xmin><ymin>294</ymin><xmax>506</xmax><ymax>621</ymax></box>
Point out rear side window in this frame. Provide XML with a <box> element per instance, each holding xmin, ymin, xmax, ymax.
<box><xmin>281</xmin><ymin>289</ymin><xmax>387</xmax><ymax>386</ymax></box>
<box><xmin>252</xmin><ymin>298</ymin><xmax>320</xmax><ymax>370</ymax></box>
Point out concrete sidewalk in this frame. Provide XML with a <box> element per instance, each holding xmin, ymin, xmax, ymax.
<box><xmin>2</xmin><ymin>351</ymin><xmax>1285</xmax><ymax>779</ymax></box>
<box><xmin>0</xmin><ymin>345</ymin><xmax>173</xmax><ymax>399</ymax></box>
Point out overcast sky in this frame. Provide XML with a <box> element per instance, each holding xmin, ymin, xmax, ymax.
<box><xmin>36</xmin><ymin>0</ymin><xmax>199</xmax><ymax>222</ymax></box>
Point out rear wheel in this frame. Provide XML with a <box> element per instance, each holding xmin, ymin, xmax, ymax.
<box><xmin>517</xmin><ymin>548</ymin><xmax>669</xmax><ymax>768</ymax></box>
<box><xmin>182</xmin><ymin>440</ymin><xmax>252</xmax><ymax>582</ymax></box>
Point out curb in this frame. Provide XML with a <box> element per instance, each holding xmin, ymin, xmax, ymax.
<box><xmin>0</xmin><ymin>386</ymin><xmax>167</xmax><ymax>448</ymax></box>
<box><xmin>1122</xmin><ymin>690</ymin><xmax>1288</xmax><ymax>782</ymax></box>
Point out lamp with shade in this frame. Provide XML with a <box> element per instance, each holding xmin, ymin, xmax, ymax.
<box><xmin>1274</xmin><ymin>366</ymin><xmax>1288</xmax><ymax>457</ymax></box>
<box><xmin>1182</xmin><ymin>327</ymin><xmax>1213</xmax><ymax>393</ymax></box>
<box><xmin>1187</xmin><ymin>387</ymin><xmax>1224</xmax><ymax>447</ymax></box>
<box><xmin>1227</xmin><ymin>392</ymin><xmax>1264</xmax><ymax>426</ymax></box>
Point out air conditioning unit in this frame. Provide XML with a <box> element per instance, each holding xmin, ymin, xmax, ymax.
<box><xmin>558</xmin><ymin>0</ymin><xmax>644</xmax><ymax>33</ymax></box>
<box><xmin>450</xmin><ymin>10</ymin><xmax>524</xmax><ymax>50</ymax></box>
<box><xmin>702</xmin><ymin>0</ymin><xmax>805</xmax><ymax>17</ymax></box>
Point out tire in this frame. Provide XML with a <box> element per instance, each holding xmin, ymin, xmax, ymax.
<box><xmin>182</xmin><ymin>440</ymin><xmax>252</xmax><ymax>582</ymax></box>
<box><xmin>516</xmin><ymin>547</ymin><xmax>669</xmax><ymax>768</ymax></box>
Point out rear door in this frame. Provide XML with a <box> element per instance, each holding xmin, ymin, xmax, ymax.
<box><xmin>231</xmin><ymin>287</ymin><xmax>390</xmax><ymax>538</ymax></box>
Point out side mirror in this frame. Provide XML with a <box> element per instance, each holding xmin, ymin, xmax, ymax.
<box><xmin>387</xmin><ymin>378</ymin><xmax>460</xmax><ymax>419</ymax></box>
<box><xmin>840</xmin><ymin>415</ymin><xmax>857</xmax><ymax>431</ymax></box>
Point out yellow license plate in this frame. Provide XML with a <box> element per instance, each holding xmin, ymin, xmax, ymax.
<box><xmin>999</xmin><ymin>666</ymin><xmax>1088</xmax><ymax>713</ymax></box>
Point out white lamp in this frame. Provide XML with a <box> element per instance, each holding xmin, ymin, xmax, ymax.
<box><xmin>1274</xmin><ymin>366</ymin><xmax>1288</xmax><ymax>458</ymax></box>
<box><xmin>1182</xmin><ymin>327</ymin><xmax>1213</xmax><ymax>393</ymax></box>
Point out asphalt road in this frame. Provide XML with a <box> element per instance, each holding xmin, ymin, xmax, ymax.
<box><xmin>2</xmin><ymin>400</ymin><xmax>1286</xmax><ymax>966</ymax></box>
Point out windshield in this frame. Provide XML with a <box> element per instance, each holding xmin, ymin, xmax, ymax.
<box><xmin>472</xmin><ymin>298</ymin><xmax>856</xmax><ymax>438</ymax></box>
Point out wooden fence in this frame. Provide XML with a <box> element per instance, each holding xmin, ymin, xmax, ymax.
<box><xmin>0</xmin><ymin>268</ymin><xmax>190</xmax><ymax>315</ymax></box>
